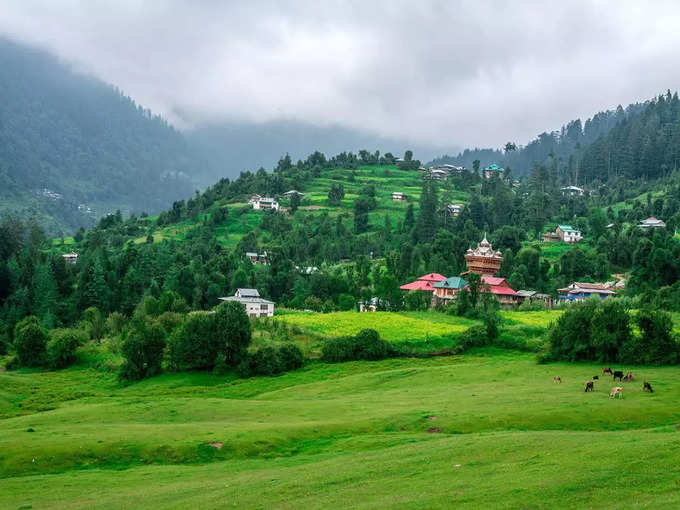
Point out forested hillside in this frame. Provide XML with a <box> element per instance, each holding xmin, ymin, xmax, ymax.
<box><xmin>431</xmin><ymin>100</ymin><xmax>649</xmax><ymax>181</ymax></box>
<box><xmin>0</xmin><ymin>39</ymin><xmax>197</xmax><ymax>235</ymax></box>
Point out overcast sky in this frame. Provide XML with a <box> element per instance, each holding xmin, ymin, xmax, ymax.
<box><xmin>1</xmin><ymin>1</ymin><xmax>680</xmax><ymax>150</ymax></box>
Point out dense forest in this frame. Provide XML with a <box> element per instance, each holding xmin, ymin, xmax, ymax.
<box><xmin>0</xmin><ymin>38</ymin><xmax>198</xmax><ymax>235</ymax></box>
<box><xmin>430</xmin><ymin>99</ymin><xmax>649</xmax><ymax>181</ymax></box>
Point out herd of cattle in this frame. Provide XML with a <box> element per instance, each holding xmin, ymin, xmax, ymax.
<box><xmin>553</xmin><ymin>367</ymin><xmax>654</xmax><ymax>399</ymax></box>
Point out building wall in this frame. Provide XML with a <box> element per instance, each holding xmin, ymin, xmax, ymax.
<box><xmin>243</xmin><ymin>302</ymin><xmax>274</xmax><ymax>317</ymax></box>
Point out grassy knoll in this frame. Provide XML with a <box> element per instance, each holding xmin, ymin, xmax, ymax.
<box><xmin>2</xmin><ymin>350</ymin><xmax>680</xmax><ymax>508</ymax></box>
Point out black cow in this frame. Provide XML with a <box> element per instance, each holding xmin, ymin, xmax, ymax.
<box><xmin>585</xmin><ymin>381</ymin><xmax>594</xmax><ymax>392</ymax></box>
<box><xmin>593</xmin><ymin>375</ymin><xmax>599</xmax><ymax>380</ymax></box>
<box><xmin>613</xmin><ymin>370</ymin><xmax>624</xmax><ymax>381</ymax></box>
<box><xmin>643</xmin><ymin>381</ymin><xmax>654</xmax><ymax>393</ymax></box>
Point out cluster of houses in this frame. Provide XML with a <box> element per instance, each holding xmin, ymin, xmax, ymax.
<box><xmin>249</xmin><ymin>190</ymin><xmax>305</xmax><ymax>212</ymax></box>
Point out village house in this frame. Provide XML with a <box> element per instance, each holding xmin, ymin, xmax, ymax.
<box><xmin>251</xmin><ymin>196</ymin><xmax>280</xmax><ymax>211</ymax></box>
<box><xmin>219</xmin><ymin>288</ymin><xmax>275</xmax><ymax>317</ymax></box>
<box><xmin>359</xmin><ymin>297</ymin><xmax>379</xmax><ymax>312</ymax></box>
<box><xmin>447</xmin><ymin>203</ymin><xmax>464</xmax><ymax>216</ymax></box>
<box><xmin>560</xmin><ymin>185</ymin><xmax>585</xmax><ymax>196</ymax></box>
<box><xmin>392</xmin><ymin>192</ymin><xmax>408</xmax><ymax>201</ymax></box>
<box><xmin>427</xmin><ymin>169</ymin><xmax>449</xmax><ymax>181</ymax></box>
<box><xmin>282</xmin><ymin>190</ymin><xmax>304</xmax><ymax>199</ymax></box>
<box><xmin>543</xmin><ymin>225</ymin><xmax>582</xmax><ymax>243</ymax></box>
<box><xmin>638</xmin><ymin>217</ymin><xmax>666</xmax><ymax>229</ymax></box>
<box><xmin>483</xmin><ymin>163</ymin><xmax>504</xmax><ymax>179</ymax></box>
<box><xmin>245</xmin><ymin>252</ymin><xmax>268</xmax><ymax>265</ymax></box>
<box><xmin>62</xmin><ymin>252</ymin><xmax>78</xmax><ymax>264</ymax></box>
<box><xmin>433</xmin><ymin>276</ymin><xmax>468</xmax><ymax>302</ymax></box>
<box><xmin>480</xmin><ymin>276</ymin><xmax>519</xmax><ymax>306</ymax></box>
<box><xmin>515</xmin><ymin>290</ymin><xmax>554</xmax><ymax>308</ymax></box>
<box><xmin>557</xmin><ymin>282</ymin><xmax>616</xmax><ymax>302</ymax></box>
<box><xmin>399</xmin><ymin>273</ymin><xmax>447</xmax><ymax>293</ymax></box>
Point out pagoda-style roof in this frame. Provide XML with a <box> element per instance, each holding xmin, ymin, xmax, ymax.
<box><xmin>464</xmin><ymin>236</ymin><xmax>503</xmax><ymax>276</ymax></box>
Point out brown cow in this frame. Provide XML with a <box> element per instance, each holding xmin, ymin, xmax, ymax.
<box><xmin>643</xmin><ymin>381</ymin><xmax>654</xmax><ymax>393</ymax></box>
<box><xmin>602</xmin><ymin>367</ymin><xmax>613</xmax><ymax>375</ymax></box>
<box><xmin>584</xmin><ymin>381</ymin><xmax>594</xmax><ymax>392</ymax></box>
<box><xmin>624</xmin><ymin>371</ymin><xmax>634</xmax><ymax>382</ymax></box>
<box><xmin>609</xmin><ymin>387</ymin><xmax>623</xmax><ymax>399</ymax></box>
<box><xmin>553</xmin><ymin>376</ymin><xmax>562</xmax><ymax>384</ymax></box>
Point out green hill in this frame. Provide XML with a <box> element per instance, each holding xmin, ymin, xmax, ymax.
<box><xmin>0</xmin><ymin>38</ymin><xmax>198</xmax><ymax>235</ymax></box>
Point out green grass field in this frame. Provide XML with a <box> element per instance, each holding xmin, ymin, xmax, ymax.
<box><xmin>2</xmin><ymin>348</ymin><xmax>680</xmax><ymax>509</ymax></box>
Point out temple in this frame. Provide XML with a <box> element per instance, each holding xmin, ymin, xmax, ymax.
<box><xmin>463</xmin><ymin>235</ymin><xmax>503</xmax><ymax>276</ymax></box>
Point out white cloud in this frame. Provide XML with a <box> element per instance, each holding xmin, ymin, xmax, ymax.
<box><xmin>1</xmin><ymin>0</ymin><xmax>680</xmax><ymax>149</ymax></box>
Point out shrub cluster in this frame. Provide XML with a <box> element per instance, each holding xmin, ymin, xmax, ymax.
<box><xmin>547</xmin><ymin>299</ymin><xmax>679</xmax><ymax>365</ymax></box>
<box><xmin>237</xmin><ymin>343</ymin><xmax>304</xmax><ymax>377</ymax></box>
<box><xmin>321</xmin><ymin>329</ymin><xmax>392</xmax><ymax>362</ymax></box>
<box><xmin>8</xmin><ymin>317</ymin><xmax>86</xmax><ymax>370</ymax></box>
<box><xmin>46</xmin><ymin>328</ymin><xmax>89</xmax><ymax>369</ymax></box>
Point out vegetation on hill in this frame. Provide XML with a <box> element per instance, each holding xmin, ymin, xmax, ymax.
<box><xmin>0</xmin><ymin>38</ymin><xmax>198</xmax><ymax>235</ymax></box>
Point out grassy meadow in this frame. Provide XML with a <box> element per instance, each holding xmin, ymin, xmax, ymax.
<box><xmin>2</xmin><ymin>348</ymin><xmax>680</xmax><ymax>509</ymax></box>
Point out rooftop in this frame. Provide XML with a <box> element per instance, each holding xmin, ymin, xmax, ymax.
<box><xmin>434</xmin><ymin>276</ymin><xmax>468</xmax><ymax>289</ymax></box>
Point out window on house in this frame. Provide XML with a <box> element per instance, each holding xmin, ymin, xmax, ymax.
<box><xmin>260</xmin><ymin>304</ymin><xmax>269</xmax><ymax>311</ymax></box>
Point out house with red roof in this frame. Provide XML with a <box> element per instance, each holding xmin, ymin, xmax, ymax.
<box><xmin>480</xmin><ymin>275</ymin><xmax>519</xmax><ymax>306</ymax></box>
<box><xmin>399</xmin><ymin>273</ymin><xmax>447</xmax><ymax>292</ymax></box>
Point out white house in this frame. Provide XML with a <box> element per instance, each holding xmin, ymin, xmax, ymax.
<box><xmin>282</xmin><ymin>190</ymin><xmax>304</xmax><ymax>198</ymax></box>
<box><xmin>447</xmin><ymin>203</ymin><xmax>464</xmax><ymax>216</ymax></box>
<box><xmin>392</xmin><ymin>192</ymin><xmax>407</xmax><ymax>201</ymax></box>
<box><xmin>62</xmin><ymin>252</ymin><xmax>78</xmax><ymax>264</ymax></box>
<box><xmin>251</xmin><ymin>197</ymin><xmax>280</xmax><ymax>211</ymax></box>
<box><xmin>638</xmin><ymin>217</ymin><xmax>666</xmax><ymax>229</ymax></box>
<box><xmin>556</xmin><ymin>225</ymin><xmax>583</xmax><ymax>243</ymax></box>
<box><xmin>219</xmin><ymin>288</ymin><xmax>275</xmax><ymax>317</ymax></box>
<box><xmin>560</xmin><ymin>186</ymin><xmax>585</xmax><ymax>196</ymax></box>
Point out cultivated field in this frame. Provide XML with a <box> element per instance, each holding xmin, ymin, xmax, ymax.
<box><xmin>2</xmin><ymin>348</ymin><xmax>680</xmax><ymax>509</ymax></box>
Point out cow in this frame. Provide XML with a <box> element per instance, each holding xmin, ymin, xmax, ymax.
<box><xmin>593</xmin><ymin>375</ymin><xmax>599</xmax><ymax>380</ymax></box>
<box><xmin>613</xmin><ymin>370</ymin><xmax>624</xmax><ymax>382</ymax></box>
<box><xmin>624</xmin><ymin>371</ymin><xmax>634</xmax><ymax>382</ymax></box>
<box><xmin>553</xmin><ymin>376</ymin><xmax>562</xmax><ymax>384</ymax></box>
<box><xmin>584</xmin><ymin>381</ymin><xmax>594</xmax><ymax>392</ymax></box>
<box><xmin>602</xmin><ymin>367</ymin><xmax>613</xmax><ymax>375</ymax></box>
<box><xmin>609</xmin><ymin>387</ymin><xmax>623</xmax><ymax>399</ymax></box>
<box><xmin>643</xmin><ymin>381</ymin><xmax>654</xmax><ymax>393</ymax></box>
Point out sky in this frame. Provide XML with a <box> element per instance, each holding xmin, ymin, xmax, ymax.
<box><xmin>1</xmin><ymin>1</ymin><xmax>680</xmax><ymax>151</ymax></box>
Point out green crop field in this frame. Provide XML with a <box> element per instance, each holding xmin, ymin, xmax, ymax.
<box><xmin>275</xmin><ymin>310</ymin><xmax>479</xmax><ymax>342</ymax></box>
<box><xmin>2</xmin><ymin>349</ymin><xmax>680</xmax><ymax>509</ymax></box>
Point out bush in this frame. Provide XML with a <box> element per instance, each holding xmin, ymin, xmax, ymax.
<box><xmin>106</xmin><ymin>312</ymin><xmax>127</xmax><ymax>336</ymax></box>
<box><xmin>46</xmin><ymin>328</ymin><xmax>88</xmax><ymax>369</ymax></box>
<box><xmin>157</xmin><ymin>311</ymin><xmax>183</xmax><ymax>335</ymax></box>
<box><xmin>13</xmin><ymin>316</ymin><xmax>49</xmax><ymax>367</ymax></box>
<box><xmin>119</xmin><ymin>318</ymin><xmax>166</xmax><ymax>381</ymax></box>
<box><xmin>456</xmin><ymin>325</ymin><xmax>490</xmax><ymax>352</ymax></box>
<box><xmin>321</xmin><ymin>329</ymin><xmax>392</xmax><ymax>362</ymax></box>
<box><xmin>237</xmin><ymin>343</ymin><xmax>304</xmax><ymax>377</ymax></box>
<box><xmin>167</xmin><ymin>312</ymin><xmax>219</xmax><ymax>371</ymax></box>
<box><xmin>82</xmin><ymin>307</ymin><xmax>105</xmax><ymax>341</ymax></box>
<box><xmin>621</xmin><ymin>308</ymin><xmax>679</xmax><ymax>365</ymax></box>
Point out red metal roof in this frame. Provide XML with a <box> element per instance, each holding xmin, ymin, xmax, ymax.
<box><xmin>481</xmin><ymin>275</ymin><xmax>517</xmax><ymax>295</ymax></box>
<box><xmin>399</xmin><ymin>273</ymin><xmax>446</xmax><ymax>291</ymax></box>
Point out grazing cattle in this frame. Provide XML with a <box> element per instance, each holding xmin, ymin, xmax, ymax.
<box><xmin>584</xmin><ymin>381</ymin><xmax>594</xmax><ymax>392</ymax></box>
<box><xmin>602</xmin><ymin>367</ymin><xmax>613</xmax><ymax>375</ymax></box>
<box><xmin>624</xmin><ymin>371</ymin><xmax>634</xmax><ymax>382</ymax></box>
<box><xmin>643</xmin><ymin>381</ymin><xmax>654</xmax><ymax>393</ymax></box>
<box><xmin>593</xmin><ymin>375</ymin><xmax>599</xmax><ymax>380</ymax></box>
<box><xmin>553</xmin><ymin>376</ymin><xmax>562</xmax><ymax>384</ymax></box>
<box><xmin>609</xmin><ymin>387</ymin><xmax>623</xmax><ymax>399</ymax></box>
<box><xmin>613</xmin><ymin>370</ymin><xmax>624</xmax><ymax>381</ymax></box>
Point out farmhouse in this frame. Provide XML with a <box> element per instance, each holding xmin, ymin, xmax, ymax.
<box><xmin>251</xmin><ymin>196</ymin><xmax>280</xmax><ymax>211</ymax></box>
<box><xmin>544</xmin><ymin>225</ymin><xmax>582</xmax><ymax>243</ymax></box>
<box><xmin>480</xmin><ymin>276</ymin><xmax>519</xmax><ymax>306</ymax></box>
<box><xmin>483</xmin><ymin>163</ymin><xmax>504</xmax><ymax>179</ymax></box>
<box><xmin>463</xmin><ymin>235</ymin><xmax>503</xmax><ymax>276</ymax></box>
<box><xmin>282</xmin><ymin>190</ymin><xmax>304</xmax><ymax>198</ymax></box>
<box><xmin>399</xmin><ymin>273</ymin><xmax>446</xmax><ymax>293</ymax></box>
<box><xmin>515</xmin><ymin>289</ymin><xmax>554</xmax><ymax>308</ymax></box>
<box><xmin>62</xmin><ymin>252</ymin><xmax>78</xmax><ymax>264</ymax></box>
<box><xmin>245</xmin><ymin>252</ymin><xmax>268</xmax><ymax>265</ymax></box>
<box><xmin>427</xmin><ymin>169</ymin><xmax>449</xmax><ymax>181</ymax></box>
<box><xmin>219</xmin><ymin>288</ymin><xmax>275</xmax><ymax>317</ymax></box>
<box><xmin>433</xmin><ymin>276</ymin><xmax>468</xmax><ymax>302</ymax></box>
<box><xmin>561</xmin><ymin>185</ymin><xmax>585</xmax><ymax>196</ymax></box>
<box><xmin>447</xmin><ymin>203</ymin><xmax>464</xmax><ymax>216</ymax></box>
<box><xmin>557</xmin><ymin>282</ymin><xmax>616</xmax><ymax>302</ymax></box>
<box><xmin>638</xmin><ymin>217</ymin><xmax>666</xmax><ymax>229</ymax></box>
<box><xmin>392</xmin><ymin>192</ymin><xmax>408</xmax><ymax>201</ymax></box>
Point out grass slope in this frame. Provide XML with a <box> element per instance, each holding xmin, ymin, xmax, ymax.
<box><xmin>2</xmin><ymin>350</ymin><xmax>680</xmax><ymax>508</ymax></box>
